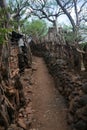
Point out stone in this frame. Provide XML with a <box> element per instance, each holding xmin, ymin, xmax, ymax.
<box><xmin>74</xmin><ymin>120</ymin><xmax>87</xmax><ymax>130</ymax></box>
<box><xmin>82</xmin><ymin>83</ymin><xmax>87</xmax><ymax>93</ymax></box>
<box><xmin>7</xmin><ymin>124</ymin><xmax>18</xmax><ymax>130</ymax></box>
<box><xmin>76</xmin><ymin>106</ymin><xmax>87</xmax><ymax>121</ymax></box>
<box><xmin>17</xmin><ymin>118</ymin><xmax>27</xmax><ymax>130</ymax></box>
<box><xmin>78</xmin><ymin>95</ymin><xmax>87</xmax><ymax>107</ymax></box>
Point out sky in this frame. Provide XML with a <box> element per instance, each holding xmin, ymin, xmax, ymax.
<box><xmin>57</xmin><ymin>15</ymin><xmax>71</xmax><ymax>26</ymax></box>
<box><xmin>7</xmin><ymin>0</ymin><xmax>87</xmax><ymax>28</ymax></box>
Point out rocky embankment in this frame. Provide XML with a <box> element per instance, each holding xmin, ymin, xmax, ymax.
<box><xmin>43</xmin><ymin>52</ymin><xmax>87</xmax><ymax>130</ymax></box>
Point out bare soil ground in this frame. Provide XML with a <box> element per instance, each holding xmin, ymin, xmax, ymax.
<box><xmin>30</xmin><ymin>56</ymin><xmax>71</xmax><ymax>130</ymax></box>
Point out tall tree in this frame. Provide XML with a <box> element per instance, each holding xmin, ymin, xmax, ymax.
<box><xmin>55</xmin><ymin>0</ymin><xmax>87</xmax><ymax>31</ymax></box>
<box><xmin>8</xmin><ymin>0</ymin><xmax>30</xmax><ymax>31</ymax></box>
<box><xmin>26</xmin><ymin>0</ymin><xmax>63</xmax><ymax>26</ymax></box>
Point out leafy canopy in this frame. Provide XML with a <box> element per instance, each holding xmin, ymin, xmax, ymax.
<box><xmin>22</xmin><ymin>19</ymin><xmax>48</xmax><ymax>38</ymax></box>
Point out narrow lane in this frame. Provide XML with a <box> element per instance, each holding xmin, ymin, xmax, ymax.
<box><xmin>31</xmin><ymin>56</ymin><xmax>71</xmax><ymax>130</ymax></box>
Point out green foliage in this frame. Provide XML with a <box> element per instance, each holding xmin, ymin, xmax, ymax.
<box><xmin>22</xmin><ymin>19</ymin><xmax>48</xmax><ymax>38</ymax></box>
<box><xmin>0</xmin><ymin>27</ymin><xmax>12</xmax><ymax>44</ymax></box>
<box><xmin>64</xmin><ymin>31</ymin><xmax>82</xmax><ymax>44</ymax></box>
<box><xmin>64</xmin><ymin>31</ymin><xmax>75</xmax><ymax>43</ymax></box>
<box><xmin>0</xmin><ymin>8</ymin><xmax>8</xmax><ymax>25</ymax></box>
<box><xmin>0</xmin><ymin>8</ymin><xmax>9</xmax><ymax>44</ymax></box>
<box><xmin>0</xmin><ymin>28</ymin><xmax>8</xmax><ymax>44</ymax></box>
<box><xmin>80</xmin><ymin>42</ymin><xmax>87</xmax><ymax>49</ymax></box>
<box><xmin>62</xmin><ymin>24</ymin><xmax>72</xmax><ymax>31</ymax></box>
<box><xmin>62</xmin><ymin>24</ymin><xmax>82</xmax><ymax>44</ymax></box>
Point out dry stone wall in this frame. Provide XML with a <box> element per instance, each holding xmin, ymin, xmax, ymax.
<box><xmin>0</xmin><ymin>36</ymin><xmax>32</xmax><ymax>130</ymax></box>
<box><xmin>43</xmin><ymin>51</ymin><xmax>87</xmax><ymax>130</ymax></box>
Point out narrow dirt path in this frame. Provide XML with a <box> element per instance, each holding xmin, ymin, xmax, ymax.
<box><xmin>31</xmin><ymin>56</ymin><xmax>71</xmax><ymax>130</ymax></box>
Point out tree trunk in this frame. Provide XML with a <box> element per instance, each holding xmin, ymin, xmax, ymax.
<box><xmin>0</xmin><ymin>0</ymin><xmax>10</xmax><ymax>79</ymax></box>
<box><xmin>56</xmin><ymin>0</ymin><xmax>76</xmax><ymax>32</ymax></box>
